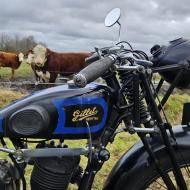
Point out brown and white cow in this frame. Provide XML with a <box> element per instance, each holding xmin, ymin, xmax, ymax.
<box><xmin>0</xmin><ymin>52</ymin><xmax>24</xmax><ymax>77</ymax></box>
<box><xmin>26</xmin><ymin>45</ymin><xmax>91</xmax><ymax>83</ymax></box>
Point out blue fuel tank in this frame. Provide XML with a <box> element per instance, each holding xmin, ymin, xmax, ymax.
<box><xmin>0</xmin><ymin>83</ymin><xmax>111</xmax><ymax>139</ymax></box>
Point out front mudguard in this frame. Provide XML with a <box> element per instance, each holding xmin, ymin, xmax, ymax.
<box><xmin>103</xmin><ymin>125</ymin><xmax>190</xmax><ymax>190</ymax></box>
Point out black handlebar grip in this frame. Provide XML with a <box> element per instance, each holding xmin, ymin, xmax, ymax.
<box><xmin>85</xmin><ymin>53</ymin><xmax>100</xmax><ymax>64</ymax></box>
<box><xmin>74</xmin><ymin>55</ymin><xmax>116</xmax><ymax>87</ymax></box>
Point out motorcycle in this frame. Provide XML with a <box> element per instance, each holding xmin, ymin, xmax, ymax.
<box><xmin>1</xmin><ymin>7</ymin><xmax>190</xmax><ymax>190</ymax></box>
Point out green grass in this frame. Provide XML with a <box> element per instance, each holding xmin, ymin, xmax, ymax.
<box><xmin>0</xmin><ymin>62</ymin><xmax>33</xmax><ymax>79</ymax></box>
<box><xmin>163</xmin><ymin>94</ymin><xmax>190</xmax><ymax>124</ymax></box>
<box><xmin>0</xmin><ymin>89</ymin><xmax>190</xmax><ymax>189</ymax></box>
<box><xmin>152</xmin><ymin>73</ymin><xmax>161</xmax><ymax>82</ymax></box>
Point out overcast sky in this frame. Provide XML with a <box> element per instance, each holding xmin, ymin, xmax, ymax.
<box><xmin>1</xmin><ymin>0</ymin><xmax>190</xmax><ymax>53</ymax></box>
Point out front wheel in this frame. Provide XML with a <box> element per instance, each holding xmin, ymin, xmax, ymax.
<box><xmin>114</xmin><ymin>149</ymin><xmax>190</xmax><ymax>190</ymax></box>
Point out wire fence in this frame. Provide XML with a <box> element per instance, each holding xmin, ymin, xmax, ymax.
<box><xmin>0</xmin><ymin>78</ymin><xmax>70</xmax><ymax>92</ymax></box>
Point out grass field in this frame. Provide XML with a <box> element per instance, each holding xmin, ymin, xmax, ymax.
<box><xmin>0</xmin><ymin>62</ymin><xmax>33</xmax><ymax>79</ymax></box>
<box><xmin>0</xmin><ymin>88</ymin><xmax>190</xmax><ymax>189</ymax></box>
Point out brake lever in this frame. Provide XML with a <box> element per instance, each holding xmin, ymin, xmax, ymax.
<box><xmin>135</xmin><ymin>59</ymin><xmax>153</xmax><ymax>67</ymax></box>
<box><xmin>122</xmin><ymin>53</ymin><xmax>153</xmax><ymax>67</ymax></box>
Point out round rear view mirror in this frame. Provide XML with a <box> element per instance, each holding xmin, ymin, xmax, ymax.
<box><xmin>105</xmin><ymin>8</ymin><xmax>121</xmax><ymax>27</ymax></box>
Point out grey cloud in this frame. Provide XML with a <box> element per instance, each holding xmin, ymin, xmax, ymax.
<box><xmin>0</xmin><ymin>0</ymin><xmax>190</xmax><ymax>53</ymax></box>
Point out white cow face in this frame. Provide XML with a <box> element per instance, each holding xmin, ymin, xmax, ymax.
<box><xmin>26</xmin><ymin>45</ymin><xmax>47</xmax><ymax>67</ymax></box>
<box><xmin>18</xmin><ymin>53</ymin><xmax>24</xmax><ymax>62</ymax></box>
<box><xmin>26</xmin><ymin>52</ymin><xmax>35</xmax><ymax>65</ymax></box>
<box><xmin>33</xmin><ymin>45</ymin><xmax>47</xmax><ymax>67</ymax></box>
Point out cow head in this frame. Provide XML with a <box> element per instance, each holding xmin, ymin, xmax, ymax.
<box><xmin>26</xmin><ymin>50</ymin><xmax>35</xmax><ymax>65</ymax></box>
<box><xmin>26</xmin><ymin>45</ymin><xmax>47</xmax><ymax>67</ymax></box>
<box><xmin>18</xmin><ymin>52</ymin><xmax>24</xmax><ymax>63</ymax></box>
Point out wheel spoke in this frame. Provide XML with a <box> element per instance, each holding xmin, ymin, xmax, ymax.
<box><xmin>155</xmin><ymin>179</ymin><xmax>167</xmax><ymax>189</ymax></box>
<box><xmin>147</xmin><ymin>166</ymin><xmax>190</xmax><ymax>190</ymax></box>
<box><xmin>184</xmin><ymin>166</ymin><xmax>190</xmax><ymax>178</ymax></box>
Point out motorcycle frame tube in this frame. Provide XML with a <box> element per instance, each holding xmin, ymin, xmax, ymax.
<box><xmin>140</xmin><ymin>71</ymin><xmax>187</xmax><ymax>190</ymax></box>
<box><xmin>158</xmin><ymin>69</ymin><xmax>186</xmax><ymax>111</ymax></box>
<box><xmin>155</xmin><ymin>78</ymin><xmax>164</xmax><ymax>95</ymax></box>
<box><xmin>131</xmin><ymin>73</ymin><xmax>177</xmax><ymax>189</ymax></box>
<box><xmin>152</xmin><ymin>62</ymin><xmax>188</xmax><ymax>73</ymax></box>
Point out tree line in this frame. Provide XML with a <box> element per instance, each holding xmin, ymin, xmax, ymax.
<box><xmin>0</xmin><ymin>34</ymin><xmax>46</xmax><ymax>54</ymax></box>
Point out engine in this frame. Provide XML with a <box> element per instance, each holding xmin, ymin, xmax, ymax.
<box><xmin>30</xmin><ymin>142</ymin><xmax>83</xmax><ymax>190</ymax></box>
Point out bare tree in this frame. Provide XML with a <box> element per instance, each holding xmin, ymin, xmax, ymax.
<box><xmin>0</xmin><ymin>34</ymin><xmax>46</xmax><ymax>53</ymax></box>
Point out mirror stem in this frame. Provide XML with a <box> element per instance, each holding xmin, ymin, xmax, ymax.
<box><xmin>117</xmin><ymin>21</ymin><xmax>121</xmax><ymax>42</ymax></box>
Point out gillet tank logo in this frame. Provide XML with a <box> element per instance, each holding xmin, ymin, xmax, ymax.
<box><xmin>72</xmin><ymin>107</ymin><xmax>98</xmax><ymax>122</ymax></box>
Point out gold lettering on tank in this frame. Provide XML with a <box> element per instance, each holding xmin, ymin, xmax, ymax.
<box><xmin>72</xmin><ymin>107</ymin><xmax>98</xmax><ymax>122</ymax></box>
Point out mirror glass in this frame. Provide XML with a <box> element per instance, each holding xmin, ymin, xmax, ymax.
<box><xmin>105</xmin><ymin>8</ymin><xmax>121</xmax><ymax>27</ymax></box>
